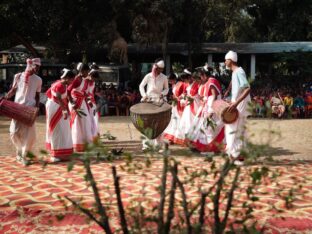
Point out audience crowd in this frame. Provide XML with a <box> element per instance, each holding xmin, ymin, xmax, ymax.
<box><xmin>1</xmin><ymin>76</ymin><xmax>312</xmax><ymax>119</ymax></box>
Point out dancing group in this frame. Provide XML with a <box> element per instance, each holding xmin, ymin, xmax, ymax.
<box><xmin>5</xmin><ymin>59</ymin><xmax>101</xmax><ymax>165</ymax></box>
<box><xmin>140</xmin><ymin>51</ymin><xmax>251</xmax><ymax>165</ymax></box>
<box><xmin>5</xmin><ymin>50</ymin><xmax>250</xmax><ymax>166</ymax></box>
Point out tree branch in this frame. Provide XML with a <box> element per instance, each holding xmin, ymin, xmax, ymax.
<box><xmin>164</xmin><ymin>162</ymin><xmax>178</xmax><ymax>234</ymax></box>
<box><xmin>65</xmin><ymin>196</ymin><xmax>104</xmax><ymax>229</ymax></box>
<box><xmin>112</xmin><ymin>166</ymin><xmax>129</xmax><ymax>234</ymax></box>
<box><xmin>213</xmin><ymin>159</ymin><xmax>232</xmax><ymax>234</ymax></box>
<box><xmin>157</xmin><ymin>155</ymin><xmax>168</xmax><ymax>234</ymax></box>
<box><xmin>222</xmin><ymin>167</ymin><xmax>241</xmax><ymax>228</ymax></box>
<box><xmin>84</xmin><ymin>160</ymin><xmax>112</xmax><ymax>234</ymax></box>
<box><xmin>171</xmin><ymin>164</ymin><xmax>192</xmax><ymax>234</ymax></box>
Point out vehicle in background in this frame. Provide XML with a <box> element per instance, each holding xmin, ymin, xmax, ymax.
<box><xmin>0</xmin><ymin>63</ymin><xmax>66</xmax><ymax>87</ymax></box>
<box><xmin>97</xmin><ymin>64</ymin><xmax>131</xmax><ymax>89</ymax></box>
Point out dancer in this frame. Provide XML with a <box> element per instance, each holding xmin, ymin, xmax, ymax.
<box><xmin>174</xmin><ymin>69</ymin><xmax>200</xmax><ymax>145</ymax></box>
<box><xmin>87</xmin><ymin>64</ymin><xmax>101</xmax><ymax>139</ymax></box>
<box><xmin>5</xmin><ymin>58</ymin><xmax>42</xmax><ymax>165</ymax></box>
<box><xmin>224</xmin><ymin>51</ymin><xmax>251</xmax><ymax>165</ymax></box>
<box><xmin>139</xmin><ymin>58</ymin><xmax>169</xmax><ymax>150</ymax></box>
<box><xmin>68</xmin><ymin>63</ymin><xmax>93</xmax><ymax>152</ymax></box>
<box><xmin>46</xmin><ymin>69</ymin><xmax>75</xmax><ymax>162</ymax></box>
<box><xmin>163</xmin><ymin>73</ymin><xmax>185</xmax><ymax>143</ymax></box>
<box><xmin>188</xmin><ymin>68</ymin><xmax>225</xmax><ymax>153</ymax></box>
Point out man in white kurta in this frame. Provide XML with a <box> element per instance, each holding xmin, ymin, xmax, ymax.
<box><xmin>5</xmin><ymin>58</ymin><xmax>42</xmax><ymax>165</ymax></box>
<box><xmin>139</xmin><ymin>59</ymin><xmax>169</xmax><ymax>150</ymax></box>
<box><xmin>224</xmin><ymin>51</ymin><xmax>251</xmax><ymax>165</ymax></box>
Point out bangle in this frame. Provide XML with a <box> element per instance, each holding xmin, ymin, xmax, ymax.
<box><xmin>62</xmin><ymin>110</ymin><xmax>68</xmax><ymax>114</ymax></box>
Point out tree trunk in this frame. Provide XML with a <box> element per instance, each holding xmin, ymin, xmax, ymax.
<box><xmin>12</xmin><ymin>32</ymin><xmax>39</xmax><ymax>57</ymax></box>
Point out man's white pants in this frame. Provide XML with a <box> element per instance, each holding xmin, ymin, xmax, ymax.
<box><xmin>10</xmin><ymin>120</ymin><xmax>36</xmax><ymax>158</ymax></box>
<box><xmin>225</xmin><ymin>116</ymin><xmax>247</xmax><ymax>158</ymax></box>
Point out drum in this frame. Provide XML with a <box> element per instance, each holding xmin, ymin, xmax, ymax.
<box><xmin>212</xmin><ymin>100</ymin><xmax>239</xmax><ymax>124</ymax></box>
<box><xmin>130</xmin><ymin>102</ymin><xmax>172</xmax><ymax>139</ymax></box>
<box><xmin>0</xmin><ymin>98</ymin><xmax>38</xmax><ymax>126</ymax></box>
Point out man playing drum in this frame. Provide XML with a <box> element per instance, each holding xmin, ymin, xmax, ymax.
<box><xmin>224</xmin><ymin>51</ymin><xmax>251</xmax><ymax>165</ymax></box>
<box><xmin>139</xmin><ymin>58</ymin><xmax>169</xmax><ymax>151</ymax></box>
<box><xmin>5</xmin><ymin>58</ymin><xmax>42</xmax><ymax>165</ymax></box>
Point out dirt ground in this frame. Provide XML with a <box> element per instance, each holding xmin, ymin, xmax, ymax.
<box><xmin>0</xmin><ymin>116</ymin><xmax>311</xmax><ymax>160</ymax></box>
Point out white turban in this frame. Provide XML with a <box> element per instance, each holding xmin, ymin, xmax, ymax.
<box><xmin>155</xmin><ymin>60</ymin><xmax>165</xmax><ymax>69</ymax></box>
<box><xmin>76</xmin><ymin>62</ymin><xmax>83</xmax><ymax>71</ymax></box>
<box><xmin>225</xmin><ymin>50</ymin><xmax>238</xmax><ymax>62</ymax></box>
<box><xmin>89</xmin><ymin>69</ymin><xmax>98</xmax><ymax>75</ymax></box>
<box><xmin>183</xmin><ymin>68</ymin><xmax>192</xmax><ymax>75</ymax></box>
<box><xmin>61</xmin><ymin>68</ymin><xmax>71</xmax><ymax>78</ymax></box>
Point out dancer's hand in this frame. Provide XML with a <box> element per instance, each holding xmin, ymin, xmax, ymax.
<box><xmin>62</xmin><ymin>110</ymin><xmax>68</xmax><ymax>120</ymax></box>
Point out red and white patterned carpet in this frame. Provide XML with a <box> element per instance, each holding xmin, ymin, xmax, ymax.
<box><xmin>1</xmin><ymin>152</ymin><xmax>312</xmax><ymax>233</ymax></box>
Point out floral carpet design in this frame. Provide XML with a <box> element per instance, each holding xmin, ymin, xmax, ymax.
<box><xmin>1</xmin><ymin>150</ymin><xmax>312</xmax><ymax>233</ymax></box>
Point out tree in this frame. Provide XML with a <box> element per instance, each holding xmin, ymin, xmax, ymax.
<box><xmin>247</xmin><ymin>0</ymin><xmax>312</xmax><ymax>41</ymax></box>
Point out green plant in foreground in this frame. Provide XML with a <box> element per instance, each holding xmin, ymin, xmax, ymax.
<box><xmin>31</xmin><ymin>124</ymin><xmax>305</xmax><ymax>233</ymax></box>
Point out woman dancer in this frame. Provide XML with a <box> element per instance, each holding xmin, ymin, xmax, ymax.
<box><xmin>188</xmin><ymin>70</ymin><xmax>225</xmax><ymax>153</ymax></box>
<box><xmin>46</xmin><ymin>69</ymin><xmax>75</xmax><ymax>162</ymax></box>
<box><xmin>68</xmin><ymin>63</ymin><xmax>93</xmax><ymax>152</ymax></box>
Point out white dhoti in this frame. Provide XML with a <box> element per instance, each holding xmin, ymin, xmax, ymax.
<box><xmin>225</xmin><ymin>97</ymin><xmax>250</xmax><ymax>158</ymax></box>
<box><xmin>10</xmin><ymin>120</ymin><xmax>36</xmax><ymax>158</ymax></box>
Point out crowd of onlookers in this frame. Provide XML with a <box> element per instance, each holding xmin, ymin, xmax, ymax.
<box><xmin>250</xmin><ymin>85</ymin><xmax>312</xmax><ymax>119</ymax></box>
<box><xmin>1</xmin><ymin>78</ymin><xmax>312</xmax><ymax>119</ymax></box>
<box><xmin>93</xmin><ymin>83</ymin><xmax>141</xmax><ymax>116</ymax></box>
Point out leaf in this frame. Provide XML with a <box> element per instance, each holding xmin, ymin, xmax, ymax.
<box><xmin>137</xmin><ymin>116</ymin><xmax>144</xmax><ymax>129</ymax></box>
<box><xmin>67</xmin><ymin>161</ymin><xmax>75</xmax><ymax>172</ymax></box>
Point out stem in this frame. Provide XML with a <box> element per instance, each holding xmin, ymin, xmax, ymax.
<box><xmin>65</xmin><ymin>196</ymin><xmax>105</xmax><ymax>230</ymax></box>
<box><xmin>112</xmin><ymin>166</ymin><xmax>129</xmax><ymax>234</ymax></box>
<box><xmin>158</xmin><ymin>156</ymin><xmax>168</xmax><ymax>234</ymax></box>
<box><xmin>222</xmin><ymin>167</ymin><xmax>241</xmax><ymax>228</ymax></box>
<box><xmin>171</xmin><ymin>166</ymin><xmax>192</xmax><ymax>234</ymax></box>
<box><xmin>164</xmin><ymin>162</ymin><xmax>178</xmax><ymax>234</ymax></box>
<box><xmin>198</xmin><ymin>192</ymin><xmax>208</xmax><ymax>233</ymax></box>
<box><xmin>84</xmin><ymin>159</ymin><xmax>112</xmax><ymax>234</ymax></box>
<box><xmin>213</xmin><ymin>159</ymin><xmax>231</xmax><ymax>234</ymax></box>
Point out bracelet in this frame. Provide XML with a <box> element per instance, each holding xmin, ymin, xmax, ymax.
<box><xmin>62</xmin><ymin>110</ymin><xmax>68</xmax><ymax>114</ymax></box>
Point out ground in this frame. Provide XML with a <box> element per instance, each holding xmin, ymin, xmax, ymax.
<box><xmin>0</xmin><ymin>116</ymin><xmax>312</xmax><ymax>233</ymax></box>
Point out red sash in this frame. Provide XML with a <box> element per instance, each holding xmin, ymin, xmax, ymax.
<box><xmin>48</xmin><ymin>106</ymin><xmax>63</xmax><ymax>135</ymax></box>
<box><xmin>70</xmin><ymin>80</ymin><xmax>89</xmax><ymax>126</ymax></box>
<box><xmin>204</xmin><ymin>78</ymin><xmax>222</xmax><ymax>97</ymax></box>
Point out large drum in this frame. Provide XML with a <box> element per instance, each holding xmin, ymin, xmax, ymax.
<box><xmin>130</xmin><ymin>102</ymin><xmax>172</xmax><ymax>139</ymax></box>
<box><xmin>0</xmin><ymin>98</ymin><xmax>38</xmax><ymax>126</ymax></box>
<box><xmin>212</xmin><ymin>100</ymin><xmax>239</xmax><ymax>124</ymax></box>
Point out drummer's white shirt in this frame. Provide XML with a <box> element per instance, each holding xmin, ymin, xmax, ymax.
<box><xmin>139</xmin><ymin>72</ymin><xmax>169</xmax><ymax>99</ymax></box>
<box><xmin>231</xmin><ymin>67</ymin><xmax>251</xmax><ymax>117</ymax></box>
<box><xmin>13</xmin><ymin>72</ymin><xmax>42</xmax><ymax>107</ymax></box>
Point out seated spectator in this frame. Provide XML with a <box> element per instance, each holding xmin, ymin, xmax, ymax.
<box><xmin>271</xmin><ymin>92</ymin><xmax>285</xmax><ymax>118</ymax></box>
<box><xmin>107</xmin><ymin>93</ymin><xmax>119</xmax><ymax>116</ymax></box>
<box><xmin>304</xmin><ymin>91</ymin><xmax>312</xmax><ymax>117</ymax></box>
<box><xmin>293</xmin><ymin>94</ymin><xmax>305</xmax><ymax>118</ymax></box>
<box><xmin>96</xmin><ymin>91</ymin><xmax>109</xmax><ymax>116</ymax></box>
<box><xmin>118</xmin><ymin>92</ymin><xmax>130</xmax><ymax>116</ymax></box>
<box><xmin>254</xmin><ymin>96</ymin><xmax>265</xmax><ymax>117</ymax></box>
<box><xmin>284</xmin><ymin>93</ymin><xmax>294</xmax><ymax>118</ymax></box>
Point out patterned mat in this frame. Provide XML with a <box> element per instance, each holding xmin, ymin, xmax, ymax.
<box><xmin>1</xmin><ymin>154</ymin><xmax>312</xmax><ymax>233</ymax></box>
